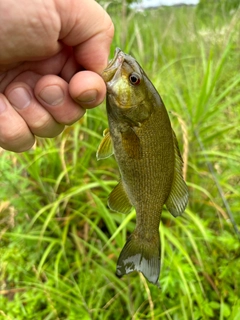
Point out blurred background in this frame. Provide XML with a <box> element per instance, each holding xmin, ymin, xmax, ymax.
<box><xmin>1</xmin><ymin>0</ymin><xmax>240</xmax><ymax>319</ymax></box>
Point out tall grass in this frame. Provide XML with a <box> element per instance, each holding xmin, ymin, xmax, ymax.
<box><xmin>1</xmin><ymin>3</ymin><xmax>240</xmax><ymax>319</ymax></box>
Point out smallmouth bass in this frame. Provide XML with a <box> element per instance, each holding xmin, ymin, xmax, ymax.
<box><xmin>97</xmin><ymin>48</ymin><xmax>188</xmax><ymax>285</ymax></box>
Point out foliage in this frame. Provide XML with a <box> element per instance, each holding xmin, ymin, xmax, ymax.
<box><xmin>1</xmin><ymin>3</ymin><xmax>240</xmax><ymax>320</ymax></box>
<box><xmin>197</xmin><ymin>0</ymin><xmax>240</xmax><ymax>24</ymax></box>
<box><xmin>198</xmin><ymin>0</ymin><xmax>240</xmax><ymax>12</ymax></box>
<box><xmin>99</xmin><ymin>0</ymin><xmax>136</xmax><ymax>12</ymax></box>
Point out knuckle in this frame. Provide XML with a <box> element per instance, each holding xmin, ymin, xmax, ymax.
<box><xmin>0</xmin><ymin>124</ymin><xmax>34</xmax><ymax>152</ymax></box>
<box><xmin>29</xmin><ymin>114</ymin><xmax>64</xmax><ymax>138</ymax></box>
<box><xmin>105</xmin><ymin>17</ymin><xmax>114</xmax><ymax>40</ymax></box>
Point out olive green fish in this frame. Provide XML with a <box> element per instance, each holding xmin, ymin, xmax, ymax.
<box><xmin>97</xmin><ymin>48</ymin><xmax>188</xmax><ymax>285</ymax></box>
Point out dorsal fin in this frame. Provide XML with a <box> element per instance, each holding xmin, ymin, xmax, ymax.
<box><xmin>165</xmin><ymin>130</ymin><xmax>188</xmax><ymax>216</ymax></box>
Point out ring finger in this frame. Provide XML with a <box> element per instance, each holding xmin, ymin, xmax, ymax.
<box><xmin>5</xmin><ymin>82</ymin><xmax>65</xmax><ymax>138</ymax></box>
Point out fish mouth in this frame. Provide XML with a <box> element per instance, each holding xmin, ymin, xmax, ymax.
<box><xmin>102</xmin><ymin>48</ymin><xmax>125</xmax><ymax>83</ymax></box>
<box><xmin>106</xmin><ymin>48</ymin><xmax>122</xmax><ymax>69</ymax></box>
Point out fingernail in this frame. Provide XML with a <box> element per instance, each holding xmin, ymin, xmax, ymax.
<box><xmin>77</xmin><ymin>89</ymin><xmax>98</xmax><ymax>103</ymax></box>
<box><xmin>8</xmin><ymin>87</ymin><xmax>31</xmax><ymax>109</ymax></box>
<box><xmin>39</xmin><ymin>85</ymin><xmax>64</xmax><ymax>106</ymax></box>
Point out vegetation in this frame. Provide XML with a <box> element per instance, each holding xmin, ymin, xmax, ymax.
<box><xmin>1</xmin><ymin>2</ymin><xmax>240</xmax><ymax>319</ymax></box>
<box><xmin>197</xmin><ymin>0</ymin><xmax>240</xmax><ymax>23</ymax></box>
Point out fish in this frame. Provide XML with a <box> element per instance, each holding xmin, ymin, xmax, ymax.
<box><xmin>97</xmin><ymin>48</ymin><xmax>188</xmax><ymax>285</ymax></box>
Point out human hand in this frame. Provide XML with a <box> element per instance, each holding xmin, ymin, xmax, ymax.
<box><xmin>0</xmin><ymin>0</ymin><xmax>114</xmax><ymax>152</ymax></box>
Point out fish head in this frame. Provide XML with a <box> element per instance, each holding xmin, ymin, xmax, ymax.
<box><xmin>102</xmin><ymin>48</ymin><xmax>157</xmax><ymax>123</ymax></box>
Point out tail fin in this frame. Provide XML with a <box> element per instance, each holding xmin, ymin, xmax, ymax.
<box><xmin>116</xmin><ymin>232</ymin><xmax>160</xmax><ymax>285</ymax></box>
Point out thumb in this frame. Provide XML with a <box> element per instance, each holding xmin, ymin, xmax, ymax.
<box><xmin>56</xmin><ymin>0</ymin><xmax>114</xmax><ymax>73</ymax></box>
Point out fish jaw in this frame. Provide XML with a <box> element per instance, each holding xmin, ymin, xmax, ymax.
<box><xmin>102</xmin><ymin>48</ymin><xmax>125</xmax><ymax>84</ymax></box>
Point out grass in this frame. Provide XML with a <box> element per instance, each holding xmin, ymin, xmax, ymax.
<box><xmin>1</xmin><ymin>3</ymin><xmax>240</xmax><ymax>319</ymax></box>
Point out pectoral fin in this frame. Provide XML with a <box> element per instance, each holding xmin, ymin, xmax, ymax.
<box><xmin>165</xmin><ymin>130</ymin><xmax>188</xmax><ymax>217</ymax></box>
<box><xmin>108</xmin><ymin>180</ymin><xmax>132</xmax><ymax>214</ymax></box>
<box><xmin>96</xmin><ymin>128</ymin><xmax>114</xmax><ymax>160</ymax></box>
<box><xmin>121</xmin><ymin>127</ymin><xmax>142</xmax><ymax>159</ymax></box>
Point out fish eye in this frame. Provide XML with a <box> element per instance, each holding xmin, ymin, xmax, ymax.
<box><xmin>129</xmin><ymin>73</ymin><xmax>141</xmax><ymax>85</ymax></box>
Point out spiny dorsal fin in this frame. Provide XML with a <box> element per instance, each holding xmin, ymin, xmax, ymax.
<box><xmin>96</xmin><ymin>128</ymin><xmax>114</xmax><ymax>160</ymax></box>
<box><xmin>108</xmin><ymin>180</ymin><xmax>132</xmax><ymax>214</ymax></box>
<box><xmin>116</xmin><ymin>232</ymin><xmax>160</xmax><ymax>285</ymax></box>
<box><xmin>165</xmin><ymin>130</ymin><xmax>188</xmax><ymax>217</ymax></box>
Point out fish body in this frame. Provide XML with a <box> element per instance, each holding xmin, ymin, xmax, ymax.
<box><xmin>97</xmin><ymin>48</ymin><xmax>188</xmax><ymax>284</ymax></box>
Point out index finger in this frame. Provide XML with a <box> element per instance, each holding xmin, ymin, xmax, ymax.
<box><xmin>57</xmin><ymin>0</ymin><xmax>114</xmax><ymax>73</ymax></box>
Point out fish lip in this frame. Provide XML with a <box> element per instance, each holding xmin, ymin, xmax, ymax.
<box><xmin>102</xmin><ymin>48</ymin><xmax>125</xmax><ymax>83</ymax></box>
<box><xmin>106</xmin><ymin>47</ymin><xmax>122</xmax><ymax>69</ymax></box>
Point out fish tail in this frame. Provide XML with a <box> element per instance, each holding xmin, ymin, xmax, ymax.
<box><xmin>116</xmin><ymin>231</ymin><xmax>160</xmax><ymax>285</ymax></box>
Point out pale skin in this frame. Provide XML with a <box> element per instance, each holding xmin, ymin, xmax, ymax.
<box><xmin>0</xmin><ymin>0</ymin><xmax>114</xmax><ymax>152</ymax></box>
